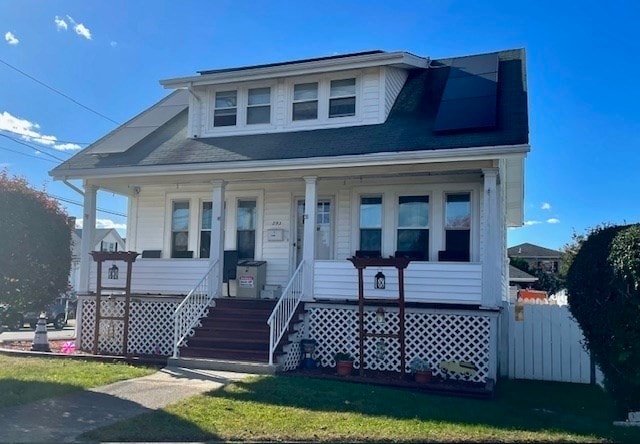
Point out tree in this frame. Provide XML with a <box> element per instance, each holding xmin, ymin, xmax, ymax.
<box><xmin>566</xmin><ymin>223</ymin><xmax>640</xmax><ymax>417</ymax></box>
<box><xmin>509</xmin><ymin>257</ymin><xmax>530</xmax><ymax>273</ymax></box>
<box><xmin>0</xmin><ymin>170</ymin><xmax>71</xmax><ymax>311</ymax></box>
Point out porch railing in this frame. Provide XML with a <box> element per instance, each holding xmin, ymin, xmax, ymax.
<box><xmin>267</xmin><ymin>260</ymin><xmax>305</xmax><ymax>366</ymax></box>
<box><xmin>172</xmin><ymin>259</ymin><xmax>220</xmax><ymax>358</ymax></box>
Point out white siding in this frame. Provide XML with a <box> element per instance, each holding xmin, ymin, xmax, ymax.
<box><xmin>384</xmin><ymin>67</ymin><xmax>408</xmax><ymax>118</ymax></box>
<box><xmin>335</xmin><ymin>189</ymin><xmax>351</xmax><ymax>261</ymax></box>
<box><xmin>361</xmin><ymin>68</ymin><xmax>381</xmax><ymax>123</ymax></box>
<box><xmin>131</xmin><ymin>187</ymin><xmax>166</xmax><ymax>254</ymax></box>
<box><xmin>262</xmin><ymin>191</ymin><xmax>292</xmax><ymax>286</ymax></box>
<box><xmin>314</xmin><ymin>260</ymin><xmax>482</xmax><ymax>304</ymax></box>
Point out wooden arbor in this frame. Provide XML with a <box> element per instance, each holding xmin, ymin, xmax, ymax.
<box><xmin>89</xmin><ymin>251</ymin><xmax>139</xmax><ymax>355</ymax></box>
<box><xmin>347</xmin><ymin>256</ymin><xmax>411</xmax><ymax>377</ymax></box>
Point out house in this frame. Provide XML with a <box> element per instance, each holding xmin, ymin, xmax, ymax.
<box><xmin>50</xmin><ymin>49</ymin><xmax>529</xmax><ymax>383</ymax></box>
<box><xmin>68</xmin><ymin>225</ymin><xmax>126</xmax><ymax>294</ymax></box>
<box><xmin>507</xmin><ymin>264</ymin><xmax>538</xmax><ymax>303</ymax></box>
<box><xmin>508</xmin><ymin>242</ymin><xmax>561</xmax><ymax>273</ymax></box>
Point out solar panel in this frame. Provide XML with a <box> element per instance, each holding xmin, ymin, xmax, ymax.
<box><xmin>434</xmin><ymin>53</ymin><xmax>499</xmax><ymax>132</ymax></box>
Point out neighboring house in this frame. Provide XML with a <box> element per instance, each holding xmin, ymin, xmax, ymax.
<box><xmin>508</xmin><ymin>242</ymin><xmax>561</xmax><ymax>273</ymax></box>
<box><xmin>507</xmin><ymin>264</ymin><xmax>538</xmax><ymax>303</ymax></box>
<box><xmin>50</xmin><ymin>49</ymin><xmax>529</xmax><ymax>383</ymax></box>
<box><xmin>69</xmin><ymin>227</ymin><xmax>126</xmax><ymax>293</ymax></box>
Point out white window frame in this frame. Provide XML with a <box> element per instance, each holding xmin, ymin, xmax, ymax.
<box><xmin>395</xmin><ymin>194</ymin><xmax>430</xmax><ymax>260</ymax></box>
<box><xmin>442</xmin><ymin>190</ymin><xmax>474</xmax><ymax>261</ymax></box>
<box><xmin>198</xmin><ymin>199</ymin><xmax>213</xmax><ymax>259</ymax></box>
<box><xmin>205</xmin><ymin>81</ymin><xmax>275</xmax><ymax>135</ymax></box>
<box><xmin>329</xmin><ymin>78</ymin><xmax>357</xmax><ymax>118</ymax></box>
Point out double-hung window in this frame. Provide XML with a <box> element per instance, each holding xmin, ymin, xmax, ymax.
<box><xmin>444</xmin><ymin>193</ymin><xmax>471</xmax><ymax>261</ymax></box>
<box><xmin>171</xmin><ymin>201</ymin><xmax>190</xmax><ymax>258</ymax></box>
<box><xmin>329</xmin><ymin>78</ymin><xmax>356</xmax><ymax>118</ymax></box>
<box><xmin>199</xmin><ymin>201</ymin><xmax>212</xmax><ymax>259</ymax></box>
<box><xmin>397</xmin><ymin>196</ymin><xmax>429</xmax><ymax>260</ymax></box>
<box><xmin>247</xmin><ymin>87</ymin><xmax>271</xmax><ymax>125</ymax></box>
<box><xmin>359</xmin><ymin>196</ymin><xmax>382</xmax><ymax>253</ymax></box>
<box><xmin>292</xmin><ymin>82</ymin><xmax>318</xmax><ymax>121</ymax></box>
<box><xmin>237</xmin><ymin>200</ymin><xmax>257</xmax><ymax>260</ymax></box>
<box><xmin>214</xmin><ymin>90</ymin><xmax>237</xmax><ymax>127</ymax></box>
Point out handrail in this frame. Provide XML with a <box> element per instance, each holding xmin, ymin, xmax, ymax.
<box><xmin>267</xmin><ymin>260</ymin><xmax>305</xmax><ymax>366</ymax></box>
<box><xmin>172</xmin><ymin>259</ymin><xmax>220</xmax><ymax>358</ymax></box>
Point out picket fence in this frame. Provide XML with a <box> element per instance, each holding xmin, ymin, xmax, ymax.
<box><xmin>503</xmin><ymin>303</ymin><xmax>595</xmax><ymax>384</ymax></box>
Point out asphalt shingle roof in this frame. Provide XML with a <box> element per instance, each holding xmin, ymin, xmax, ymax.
<box><xmin>51</xmin><ymin>49</ymin><xmax>528</xmax><ymax>176</ymax></box>
<box><xmin>508</xmin><ymin>242</ymin><xmax>561</xmax><ymax>258</ymax></box>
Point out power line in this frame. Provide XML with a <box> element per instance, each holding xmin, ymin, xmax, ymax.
<box><xmin>0</xmin><ymin>132</ymin><xmax>74</xmax><ymax>159</ymax></box>
<box><xmin>48</xmin><ymin>193</ymin><xmax>127</xmax><ymax>218</ymax></box>
<box><xmin>0</xmin><ymin>133</ymin><xmax>66</xmax><ymax>162</ymax></box>
<box><xmin>0</xmin><ymin>145</ymin><xmax>58</xmax><ymax>163</ymax></box>
<box><xmin>0</xmin><ymin>57</ymin><xmax>120</xmax><ymax>125</ymax></box>
<box><xmin>0</xmin><ymin>128</ymin><xmax>89</xmax><ymax>146</ymax></box>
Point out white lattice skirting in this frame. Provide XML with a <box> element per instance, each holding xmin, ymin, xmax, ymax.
<box><xmin>305</xmin><ymin>303</ymin><xmax>499</xmax><ymax>383</ymax></box>
<box><xmin>78</xmin><ymin>295</ymin><xmax>181</xmax><ymax>356</ymax></box>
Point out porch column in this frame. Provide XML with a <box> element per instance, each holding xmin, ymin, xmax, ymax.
<box><xmin>303</xmin><ymin>176</ymin><xmax>317</xmax><ymax>300</ymax></box>
<box><xmin>78</xmin><ymin>184</ymin><xmax>97</xmax><ymax>294</ymax></box>
<box><xmin>209</xmin><ymin>180</ymin><xmax>226</xmax><ymax>297</ymax></box>
<box><xmin>481</xmin><ymin>168</ymin><xmax>501</xmax><ymax>308</ymax></box>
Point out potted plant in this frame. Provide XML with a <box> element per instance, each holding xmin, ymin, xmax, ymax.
<box><xmin>334</xmin><ymin>352</ymin><xmax>354</xmax><ymax>376</ymax></box>
<box><xmin>409</xmin><ymin>357</ymin><xmax>432</xmax><ymax>383</ymax></box>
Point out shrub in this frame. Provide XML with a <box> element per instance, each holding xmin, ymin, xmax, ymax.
<box><xmin>566</xmin><ymin>223</ymin><xmax>640</xmax><ymax>416</ymax></box>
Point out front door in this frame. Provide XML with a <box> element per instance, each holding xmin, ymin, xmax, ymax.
<box><xmin>295</xmin><ymin>199</ymin><xmax>332</xmax><ymax>266</ymax></box>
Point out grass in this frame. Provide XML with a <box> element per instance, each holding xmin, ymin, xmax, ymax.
<box><xmin>0</xmin><ymin>355</ymin><xmax>156</xmax><ymax>408</ymax></box>
<box><xmin>83</xmin><ymin>375</ymin><xmax>640</xmax><ymax>443</ymax></box>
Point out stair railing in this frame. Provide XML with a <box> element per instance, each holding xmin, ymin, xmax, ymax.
<box><xmin>173</xmin><ymin>259</ymin><xmax>220</xmax><ymax>358</ymax></box>
<box><xmin>267</xmin><ymin>260</ymin><xmax>305</xmax><ymax>366</ymax></box>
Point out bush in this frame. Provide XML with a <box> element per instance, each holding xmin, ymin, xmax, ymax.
<box><xmin>566</xmin><ymin>224</ymin><xmax>640</xmax><ymax>416</ymax></box>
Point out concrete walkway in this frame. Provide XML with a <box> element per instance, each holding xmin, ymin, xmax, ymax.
<box><xmin>0</xmin><ymin>366</ymin><xmax>252</xmax><ymax>443</ymax></box>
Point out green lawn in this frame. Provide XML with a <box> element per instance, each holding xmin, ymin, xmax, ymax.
<box><xmin>83</xmin><ymin>375</ymin><xmax>640</xmax><ymax>443</ymax></box>
<box><xmin>0</xmin><ymin>355</ymin><xmax>156</xmax><ymax>408</ymax></box>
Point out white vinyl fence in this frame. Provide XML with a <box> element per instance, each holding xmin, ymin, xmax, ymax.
<box><xmin>503</xmin><ymin>303</ymin><xmax>594</xmax><ymax>384</ymax></box>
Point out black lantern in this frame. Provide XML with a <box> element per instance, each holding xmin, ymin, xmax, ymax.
<box><xmin>374</xmin><ymin>270</ymin><xmax>386</xmax><ymax>289</ymax></box>
<box><xmin>108</xmin><ymin>264</ymin><xmax>119</xmax><ymax>280</ymax></box>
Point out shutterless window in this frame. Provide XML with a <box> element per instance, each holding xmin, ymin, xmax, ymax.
<box><xmin>171</xmin><ymin>201</ymin><xmax>190</xmax><ymax>258</ymax></box>
<box><xmin>359</xmin><ymin>196</ymin><xmax>382</xmax><ymax>253</ymax></box>
<box><xmin>214</xmin><ymin>90</ymin><xmax>237</xmax><ymax>127</ymax></box>
<box><xmin>199</xmin><ymin>201</ymin><xmax>212</xmax><ymax>259</ymax></box>
<box><xmin>293</xmin><ymin>82</ymin><xmax>318</xmax><ymax>121</ymax></box>
<box><xmin>445</xmin><ymin>193</ymin><xmax>471</xmax><ymax>261</ymax></box>
<box><xmin>237</xmin><ymin>200</ymin><xmax>256</xmax><ymax>260</ymax></box>
<box><xmin>397</xmin><ymin>196</ymin><xmax>429</xmax><ymax>260</ymax></box>
<box><xmin>329</xmin><ymin>78</ymin><xmax>356</xmax><ymax>118</ymax></box>
<box><xmin>247</xmin><ymin>87</ymin><xmax>271</xmax><ymax>125</ymax></box>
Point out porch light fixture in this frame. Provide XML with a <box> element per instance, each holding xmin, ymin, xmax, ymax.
<box><xmin>108</xmin><ymin>264</ymin><xmax>119</xmax><ymax>280</ymax></box>
<box><xmin>374</xmin><ymin>270</ymin><xmax>386</xmax><ymax>289</ymax></box>
<box><xmin>375</xmin><ymin>306</ymin><xmax>386</xmax><ymax>325</ymax></box>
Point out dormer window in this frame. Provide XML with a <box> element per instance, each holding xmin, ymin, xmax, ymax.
<box><xmin>329</xmin><ymin>78</ymin><xmax>356</xmax><ymax>118</ymax></box>
<box><xmin>293</xmin><ymin>83</ymin><xmax>318</xmax><ymax>121</ymax></box>
<box><xmin>247</xmin><ymin>87</ymin><xmax>271</xmax><ymax>125</ymax></box>
<box><xmin>214</xmin><ymin>90</ymin><xmax>237</xmax><ymax>127</ymax></box>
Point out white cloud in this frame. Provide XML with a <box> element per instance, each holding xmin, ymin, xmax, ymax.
<box><xmin>0</xmin><ymin>111</ymin><xmax>81</xmax><ymax>151</ymax></box>
<box><xmin>65</xmin><ymin>15</ymin><xmax>92</xmax><ymax>40</ymax></box>
<box><xmin>541</xmin><ymin>202</ymin><xmax>551</xmax><ymax>210</ymax></box>
<box><xmin>74</xmin><ymin>23</ymin><xmax>92</xmax><ymax>40</ymax></box>
<box><xmin>547</xmin><ymin>218</ymin><xmax>561</xmax><ymax>224</ymax></box>
<box><xmin>76</xmin><ymin>218</ymin><xmax>127</xmax><ymax>231</ymax></box>
<box><xmin>4</xmin><ymin>32</ymin><xmax>19</xmax><ymax>45</ymax></box>
<box><xmin>524</xmin><ymin>220</ymin><xmax>542</xmax><ymax>226</ymax></box>
<box><xmin>54</xmin><ymin>16</ymin><xmax>68</xmax><ymax>31</ymax></box>
<box><xmin>110</xmin><ymin>41</ymin><xmax>118</xmax><ymax>47</ymax></box>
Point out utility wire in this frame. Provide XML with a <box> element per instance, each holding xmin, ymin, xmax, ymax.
<box><xmin>0</xmin><ymin>145</ymin><xmax>58</xmax><ymax>163</ymax></box>
<box><xmin>0</xmin><ymin>133</ymin><xmax>66</xmax><ymax>162</ymax></box>
<box><xmin>0</xmin><ymin>132</ymin><xmax>74</xmax><ymax>158</ymax></box>
<box><xmin>0</xmin><ymin>57</ymin><xmax>120</xmax><ymax>125</ymax></box>
<box><xmin>0</xmin><ymin>128</ymin><xmax>89</xmax><ymax>146</ymax></box>
<box><xmin>48</xmin><ymin>193</ymin><xmax>127</xmax><ymax>217</ymax></box>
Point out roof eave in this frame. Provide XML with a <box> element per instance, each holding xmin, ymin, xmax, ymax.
<box><xmin>50</xmin><ymin>143</ymin><xmax>530</xmax><ymax>181</ymax></box>
<box><xmin>160</xmin><ymin>52</ymin><xmax>429</xmax><ymax>89</ymax></box>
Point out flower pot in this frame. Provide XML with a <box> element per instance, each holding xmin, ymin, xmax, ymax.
<box><xmin>336</xmin><ymin>360</ymin><xmax>354</xmax><ymax>376</ymax></box>
<box><xmin>414</xmin><ymin>370</ymin><xmax>432</xmax><ymax>383</ymax></box>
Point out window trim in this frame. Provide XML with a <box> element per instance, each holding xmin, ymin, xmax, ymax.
<box><xmin>396</xmin><ymin>194</ymin><xmax>430</xmax><ymax>260</ymax></box>
<box><xmin>199</xmin><ymin>200</ymin><xmax>213</xmax><ymax>259</ymax></box>
<box><xmin>213</xmin><ymin>90</ymin><xmax>238</xmax><ymax>127</ymax></box>
<box><xmin>443</xmin><ymin>191</ymin><xmax>473</xmax><ymax>262</ymax></box>
<box><xmin>205</xmin><ymin>81</ymin><xmax>275</xmax><ymax>133</ymax></box>
<box><xmin>292</xmin><ymin>82</ymin><xmax>319</xmax><ymax>121</ymax></box>
<box><xmin>329</xmin><ymin>78</ymin><xmax>356</xmax><ymax>118</ymax></box>
<box><xmin>358</xmin><ymin>194</ymin><xmax>383</xmax><ymax>253</ymax></box>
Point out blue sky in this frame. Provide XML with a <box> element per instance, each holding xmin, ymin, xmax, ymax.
<box><xmin>1</xmin><ymin>0</ymin><xmax>638</xmax><ymax>250</ymax></box>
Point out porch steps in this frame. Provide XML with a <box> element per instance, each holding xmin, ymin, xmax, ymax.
<box><xmin>179</xmin><ymin>298</ymin><xmax>278</xmax><ymax>364</ymax></box>
<box><xmin>168</xmin><ymin>356</ymin><xmax>279</xmax><ymax>375</ymax></box>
